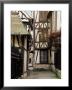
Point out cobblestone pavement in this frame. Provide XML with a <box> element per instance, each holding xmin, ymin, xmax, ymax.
<box><xmin>24</xmin><ymin>70</ymin><xmax>58</xmax><ymax>79</ymax></box>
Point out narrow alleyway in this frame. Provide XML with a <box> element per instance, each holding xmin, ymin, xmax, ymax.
<box><xmin>11</xmin><ymin>11</ymin><xmax>61</xmax><ymax>79</ymax></box>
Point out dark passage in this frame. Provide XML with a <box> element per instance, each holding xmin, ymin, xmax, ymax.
<box><xmin>11</xmin><ymin>47</ymin><xmax>23</xmax><ymax>79</ymax></box>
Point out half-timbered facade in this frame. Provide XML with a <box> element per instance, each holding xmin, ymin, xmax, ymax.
<box><xmin>11</xmin><ymin>11</ymin><xmax>61</xmax><ymax>79</ymax></box>
<box><xmin>11</xmin><ymin>11</ymin><xmax>30</xmax><ymax>78</ymax></box>
<box><xmin>34</xmin><ymin>11</ymin><xmax>48</xmax><ymax>66</ymax></box>
<box><xmin>33</xmin><ymin>11</ymin><xmax>61</xmax><ymax>77</ymax></box>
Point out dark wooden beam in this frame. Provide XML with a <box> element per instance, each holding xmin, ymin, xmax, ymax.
<box><xmin>35</xmin><ymin>47</ymin><xmax>48</xmax><ymax>50</ymax></box>
<box><xmin>35</xmin><ymin>41</ymin><xmax>48</xmax><ymax>43</ymax></box>
<box><xmin>34</xmin><ymin>27</ymin><xmax>49</xmax><ymax>29</ymax></box>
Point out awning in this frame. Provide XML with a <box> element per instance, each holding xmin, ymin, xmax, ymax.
<box><xmin>11</xmin><ymin>11</ymin><xmax>30</xmax><ymax>35</ymax></box>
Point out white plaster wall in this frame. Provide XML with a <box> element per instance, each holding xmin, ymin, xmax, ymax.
<box><xmin>51</xmin><ymin>48</ymin><xmax>55</xmax><ymax>72</ymax></box>
<box><xmin>52</xmin><ymin>11</ymin><xmax>61</xmax><ymax>32</ymax></box>
<box><xmin>35</xmin><ymin>11</ymin><xmax>39</xmax><ymax>42</ymax></box>
<box><xmin>52</xmin><ymin>11</ymin><xmax>57</xmax><ymax>32</ymax></box>
<box><xmin>51</xmin><ymin>51</ymin><xmax>54</xmax><ymax>64</ymax></box>
<box><xmin>35</xmin><ymin>50</ymin><xmax>40</xmax><ymax>64</ymax></box>
<box><xmin>57</xmin><ymin>11</ymin><xmax>61</xmax><ymax>31</ymax></box>
<box><xmin>35</xmin><ymin>11</ymin><xmax>39</xmax><ymax>22</ymax></box>
<box><xmin>23</xmin><ymin>37</ymin><xmax>27</xmax><ymax>72</ymax></box>
<box><xmin>15</xmin><ymin>36</ymin><xmax>19</xmax><ymax>47</ymax></box>
<box><xmin>35</xmin><ymin>29</ymin><xmax>39</xmax><ymax>42</ymax></box>
<box><xmin>37</xmin><ymin>32</ymin><xmax>39</xmax><ymax>42</ymax></box>
<box><xmin>37</xmin><ymin>51</ymin><xmax>40</xmax><ymax>63</ymax></box>
<box><xmin>30</xmin><ymin>31</ymin><xmax>33</xmax><ymax>38</ymax></box>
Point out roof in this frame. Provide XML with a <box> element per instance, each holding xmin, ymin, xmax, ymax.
<box><xmin>11</xmin><ymin>11</ymin><xmax>30</xmax><ymax>35</ymax></box>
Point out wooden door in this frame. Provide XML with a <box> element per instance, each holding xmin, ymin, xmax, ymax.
<box><xmin>40</xmin><ymin>50</ymin><xmax>48</xmax><ymax>64</ymax></box>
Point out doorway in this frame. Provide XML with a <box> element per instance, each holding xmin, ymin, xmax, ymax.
<box><xmin>40</xmin><ymin>50</ymin><xmax>48</xmax><ymax>64</ymax></box>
